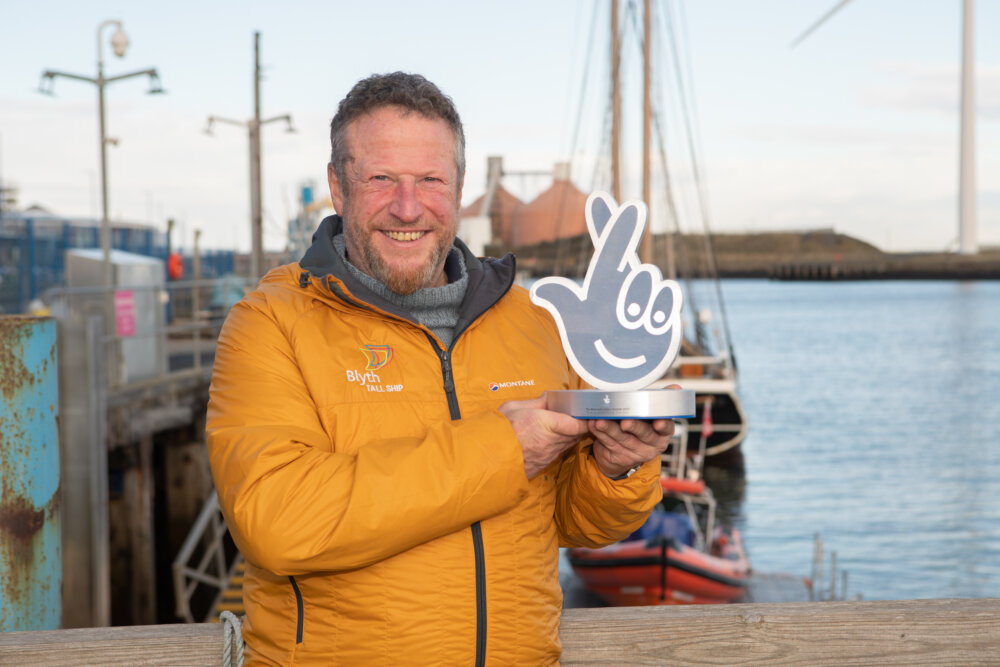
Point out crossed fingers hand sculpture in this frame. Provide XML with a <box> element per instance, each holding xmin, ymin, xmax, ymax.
<box><xmin>530</xmin><ymin>192</ymin><xmax>684</xmax><ymax>393</ymax></box>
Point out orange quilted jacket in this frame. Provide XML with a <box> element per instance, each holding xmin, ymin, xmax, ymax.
<box><xmin>206</xmin><ymin>216</ymin><xmax>662</xmax><ymax>665</ymax></box>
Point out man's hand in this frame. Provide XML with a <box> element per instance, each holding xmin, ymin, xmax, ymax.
<box><xmin>588</xmin><ymin>418</ymin><xmax>675</xmax><ymax>479</ymax></box>
<box><xmin>499</xmin><ymin>395</ymin><xmax>590</xmax><ymax>480</ymax></box>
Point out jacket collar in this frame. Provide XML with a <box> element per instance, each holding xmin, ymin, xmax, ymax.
<box><xmin>299</xmin><ymin>215</ymin><xmax>517</xmax><ymax>336</ymax></box>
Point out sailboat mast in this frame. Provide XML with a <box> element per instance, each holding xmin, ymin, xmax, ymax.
<box><xmin>611</xmin><ymin>0</ymin><xmax>622</xmax><ymax>203</ymax></box>
<box><xmin>641</xmin><ymin>0</ymin><xmax>652</xmax><ymax>264</ymax></box>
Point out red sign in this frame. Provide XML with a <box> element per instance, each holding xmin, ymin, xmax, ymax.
<box><xmin>114</xmin><ymin>290</ymin><xmax>136</xmax><ymax>337</ymax></box>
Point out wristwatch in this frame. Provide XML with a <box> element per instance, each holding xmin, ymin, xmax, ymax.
<box><xmin>608</xmin><ymin>465</ymin><xmax>641</xmax><ymax>481</ymax></box>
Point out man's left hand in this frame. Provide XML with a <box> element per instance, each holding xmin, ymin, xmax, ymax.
<box><xmin>589</xmin><ymin>418</ymin><xmax>674</xmax><ymax>479</ymax></box>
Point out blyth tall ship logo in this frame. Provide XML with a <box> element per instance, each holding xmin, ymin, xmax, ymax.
<box><xmin>361</xmin><ymin>344</ymin><xmax>393</xmax><ymax>370</ymax></box>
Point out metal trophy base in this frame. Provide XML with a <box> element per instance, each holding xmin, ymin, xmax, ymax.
<box><xmin>548</xmin><ymin>388</ymin><xmax>696</xmax><ymax>420</ymax></box>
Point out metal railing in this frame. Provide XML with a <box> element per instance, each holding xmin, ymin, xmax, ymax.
<box><xmin>171</xmin><ymin>491</ymin><xmax>241</xmax><ymax>623</ymax></box>
<box><xmin>45</xmin><ymin>274</ymin><xmax>247</xmax><ymax>627</ymax></box>
<box><xmin>46</xmin><ymin>276</ymin><xmax>247</xmax><ymax>396</ymax></box>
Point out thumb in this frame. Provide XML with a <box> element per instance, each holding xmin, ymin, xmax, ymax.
<box><xmin>550</xmin><ymin>411</ymin><xmax>590</xmax><ymax>438</ymax></box>
<box><xmin>530</xmin><ymin>278</ymin><xmax>583</xmax><ymax>317</ymax></box>
<box><xmin>499</xmin><ymin>393</ymin><xmax>548</xmax><ymax>416</ymax></box>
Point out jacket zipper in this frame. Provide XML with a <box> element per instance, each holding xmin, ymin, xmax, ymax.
<box><xmin>436</xmin><ymin>347</ymin><xmax>462</xmax><ymax>420</ymax></box>
<box><xmin>433</xmin><ymin>341</ymin><xmax>486</xmax><ymax>667</ymax></box>
<box><xmin>288</xmin><ymin>575</ymin><xmax>304</xmax><ymax>644</ymax></box>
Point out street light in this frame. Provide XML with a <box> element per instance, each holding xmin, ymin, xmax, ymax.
<box><xmin>39</xmin><ymin>19</ymin><xmax>165</xmax><ymax>287</ymax></box>
<box><xmin>204</xmin><ymin>31</ymin><xmax>294</xmax><ymax>282</ymax></box>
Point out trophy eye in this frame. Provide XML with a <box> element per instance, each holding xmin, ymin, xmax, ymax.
<box><xmin>646</xmin><ymin>287</ymin><xmax>676</xmax><ymax>334</ymax></box>
<box><xmin>617</xmin><ymin>269</ymin><xmax>653</xmax><ymax>328</ymax></box>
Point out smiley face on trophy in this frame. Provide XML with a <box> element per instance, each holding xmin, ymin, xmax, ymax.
<box><xmin>530</xmin><ymin>191</ymin><xmax>695</xmax><ymax>419</ymax></box>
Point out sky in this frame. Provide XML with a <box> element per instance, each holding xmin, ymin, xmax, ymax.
<box><xmin>1</xmin><ymin>0</ymin><xmax>999</xmax><ymax>255</ymax></box>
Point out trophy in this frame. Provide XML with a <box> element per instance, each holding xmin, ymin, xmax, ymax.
<box><xmin>530</xmin><ymin>191</ymin><xmax>695</xmax><ymax>420</ymax></box>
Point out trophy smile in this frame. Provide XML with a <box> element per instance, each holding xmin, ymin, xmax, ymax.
<box><xmin>594</xmin><ymin>338</ymin><xmax>646</xmax><ymax>369</ymax></box>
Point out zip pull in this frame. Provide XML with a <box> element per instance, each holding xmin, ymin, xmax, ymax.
<box><xmin>438</xmin><ymin>349</ymin><xmax>455</xmax><ymax>393</ymax></box>
<box><xmin>299</xmin><ymin>271</ymin><xmax>310</xmax><ymax>288</ymax></box>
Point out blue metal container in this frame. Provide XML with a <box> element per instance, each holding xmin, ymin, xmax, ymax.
<box><xmin>0</xmin><ymin>316</ymin><xmax>61</xmax><ymax>630</ymax></box>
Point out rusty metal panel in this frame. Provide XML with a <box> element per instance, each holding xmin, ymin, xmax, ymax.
<box><xmin>0</xmin><ymin>315</ymin><xmax>60</xmax><ymax>630</ymax></box>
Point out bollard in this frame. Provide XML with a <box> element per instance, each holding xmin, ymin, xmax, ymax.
<box><xmin>0</xmin><ymin>316</ymin><xmax>61</xmax><ymax>630</ymax></box>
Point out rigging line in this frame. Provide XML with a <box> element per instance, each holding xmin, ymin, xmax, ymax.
<box><xmin>554</xmin><ymin>0</ymin><xmax>603</xmax><ymax>275</ymax></box>
<box><xmin>790</xmin><ymin>0</ymin><xmax>855</xmax><ymax>49</ymax></box>
<box><xmin>664</xmin><ymin>0</ymin><xmax>737</xmax><ymax>365</ymax></box>
<box><xmin>566</xmin><ymin>0</ymin><xmax>604</xmax><ymax>164</ymax></box>
<box><xmin>673</xmin><ymin>0</ymin><xmax>735</xmax><ymax>363</ymax></box>
<box><xmin>651</xmin><ymin>6</ymin><xmax>706</xmax><ymax>350</ymax></box>
<box><xmin>560</xmin><ymin>0</ymin><xmax>598</xmax><ymax>157</ymax></box>
<box><xmin>652</xmin><ymin>106</ymin><xmax>705</xmax><ymax>348</ymax></box>
<box><xmin>663</xmin><ymin>0</ymin><xmax>722</xmax><ymax>350</ymax></box>
<box><xmin>646</xmin><ymin>5</ymin><xmax>699</xmax><ymax>299</ymax></box>
<box><xmin>632</xmin><ymin>0</ymin><xmax>705</xmax><ymax>348</ymax></box>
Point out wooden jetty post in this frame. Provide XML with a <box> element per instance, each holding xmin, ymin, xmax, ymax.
<box><xmin>1</xmin><ymin>599</ymin><xmax>998</xmax><ymax>665</ymax></box>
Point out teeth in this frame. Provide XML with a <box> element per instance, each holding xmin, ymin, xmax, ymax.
<box><xmin>385</xmin><ymin>230</ymin><xmax>425</xmax><ymax>241</ymax></box>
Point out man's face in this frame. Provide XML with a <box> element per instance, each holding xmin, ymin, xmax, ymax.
<box><xmin>328</xmin><ymin>106</ymin><xmax>463</xmax><ymax>295</ymax></box>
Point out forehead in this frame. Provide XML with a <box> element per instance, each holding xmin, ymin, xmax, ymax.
<box><xmin>344</xmin><ymin>106</ymin><xmax>456</xmax><ymax>163</ymax></box>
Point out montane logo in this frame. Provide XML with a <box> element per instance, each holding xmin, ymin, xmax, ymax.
<box><xmin>488</xmin><ymin>379</ymin><xmax>536</xmax><ymax>391</ymax></box>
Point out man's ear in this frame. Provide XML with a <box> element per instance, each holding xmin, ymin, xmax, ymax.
<box><xmin>327</xmin><ymin>163</ymin><xmax>344</xmax><ymax>214</ymax></box>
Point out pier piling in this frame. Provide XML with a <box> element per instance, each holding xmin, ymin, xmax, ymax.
<box><xmin>0</xmin><ymin>316</ymin><xmax>61</xmax><ymax>631</ymax></box>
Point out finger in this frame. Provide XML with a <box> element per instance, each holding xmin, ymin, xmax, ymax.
<box><xmin>552</xmin><ymin>411</ymin><xmax>590</xmax><ymax>438</ymax></box>
<box><xmin>521</xmin><ymin>394</ymin><xmax>550</xmax><ymax>410</ymax></box>
<box><xmin>628</xmin><ymin>419</ymin><xmax>674</xmax><ymax>444</ymax></box>
<box><xmin>588</xmin><ymin>192</ymin><xmax>614</xmax><ymax>237</ymax></box>
<box><xmin>588</xmin><ymin>418</ymin><xmax>621</xmax><ymax>437</ymax></box>
<box><xmin>651</xmin><ymin>419</ymin><xmax>675</xmax><ymax>436</ymax></box>
<box><xmin>498</xmin><ymin>394</ymin><xmax>548</xmax><ymax>417</ymax></box>
<box><xmin>593</xmin><ymin>203</ymin><xmax>644</xmax><ymax>276</ymax></box>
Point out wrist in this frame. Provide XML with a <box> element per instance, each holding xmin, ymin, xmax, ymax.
<box><xmin>589</xmin><ymin>448</ymin><xmax>641</xmax><ymax>480</ymax></box>
<box><xmin>605</xmin><ymin>464</ymin><xmax>641</xmax><ymax>480</ymax></box>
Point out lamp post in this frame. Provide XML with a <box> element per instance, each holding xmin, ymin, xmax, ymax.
<box><xmin>39</xmin><ymin>19</ymin><xmax>164</xmax><ymax>287</ymax></box>
<box><xmin>205</xmin><ymin>32</ymin><xmax>294</xmax><ymax>282</ymax></box>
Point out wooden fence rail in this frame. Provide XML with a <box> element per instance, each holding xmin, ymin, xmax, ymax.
<box><xmin>1</xmin><ymin>598</ymin><xmax>998</xmax><ymax>665</ymax></box>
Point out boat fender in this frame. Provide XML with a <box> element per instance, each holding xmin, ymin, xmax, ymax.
<box><xmin>660</xmin><ymin>477</ymin><xmax>706</xmax><ymax>496</ymax></box>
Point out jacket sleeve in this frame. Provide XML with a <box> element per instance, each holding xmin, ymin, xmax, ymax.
<box><xmin>553</xmin><ymin>443</ymin><xmax>662</xmax><ymax>548</ymax></box>
<box><xmin>206</xmin><ymin>291</ymin><xmax>531</xmax><ymax>575</ymax></box>
<box><xmin>551</xmin><ymin>363</ymin><xmax>664</xmax><ymax>548</ymax></box>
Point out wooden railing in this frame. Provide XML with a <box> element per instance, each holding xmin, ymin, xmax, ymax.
<box><xmin>1</xmin><ymin>599</ymin><xmax>998</xmax><ymax>665</ymax></box>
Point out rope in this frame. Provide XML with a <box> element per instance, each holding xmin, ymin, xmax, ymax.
<box><xmin>221</xmin><ymin>611</ymin><xmax>245</xmax><ymax>667</ymax></box>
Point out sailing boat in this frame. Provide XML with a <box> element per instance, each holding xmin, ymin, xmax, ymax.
<box><xmin>560</xmin><ymin>0</ymin><xmax>753</xmax><ymax>607</ymax></box>
<box><xmin>461</xmin><ymin>0</ymin><xmax>746</xmax><ymax>467</ymax></box>
<box><xmin>460</xmin><ymin>0</ymin><xmax>753</xmax><ymax>606</ymax></box>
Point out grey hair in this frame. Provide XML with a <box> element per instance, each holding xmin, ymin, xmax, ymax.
<box><xmin>329</xmin><ymin>72</ymin><xmax>466</xmax><ymax>194</ymax></box>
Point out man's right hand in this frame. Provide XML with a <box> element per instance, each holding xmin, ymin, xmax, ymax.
<box><xmin>498</xmin><ymin>394</ymin><xmax>590</xmax><ymax>480</ymax></box>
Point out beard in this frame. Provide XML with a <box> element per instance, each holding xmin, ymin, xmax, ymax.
<box><xmin>341</xmin><ymin>201</ymin><xmax>451</xmax><ymax>295</ymax></box>
<box><xmin>356</xmin><ymin>232</ymin><xmax>447</xmax><ymax>295</ymax></box>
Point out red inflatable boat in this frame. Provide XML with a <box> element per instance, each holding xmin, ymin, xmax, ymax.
<box><xmin>567</xmin><ymin>477</ymin><xmax>751</xmax><ymax>605</ymax></box>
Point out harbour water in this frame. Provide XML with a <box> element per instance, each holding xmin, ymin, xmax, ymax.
<box><xmin>708</xmin><ymin>279</ymin><xmax>1000</xmax><ymax>600</ymax></box>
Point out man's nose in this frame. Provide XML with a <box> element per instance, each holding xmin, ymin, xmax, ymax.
<box><xmin>388</xmin><ymin>179</ymin><xmax>423</xmax><ymax>223</ymax></box>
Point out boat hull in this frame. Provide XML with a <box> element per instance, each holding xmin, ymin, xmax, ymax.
<box><xmin>567</xmin><ymin>527</ymin><xmax>750</xmax><ymax>606</ymax></box>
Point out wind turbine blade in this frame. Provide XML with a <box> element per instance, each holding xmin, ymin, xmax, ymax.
<box><xmin>790</xmin><ymin>0</ymin><xmax>855</xmax><ymax>49</ymax></box>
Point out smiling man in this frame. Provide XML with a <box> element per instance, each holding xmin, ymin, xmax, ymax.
<box><xmin>329</xmin><ymin>101</ymin><xmax>461</xmax><ymax>295</ymax></box>
<box><xmin>206</xmin><ymin>72</ymin><xmax>673</xmax><ymax>665</ymax></box>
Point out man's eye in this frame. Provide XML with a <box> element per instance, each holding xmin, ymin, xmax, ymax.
<box><xmin>371</xmin><ymin>175</ymin><xmax>390</xmax><ymax>182</ymax></box>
